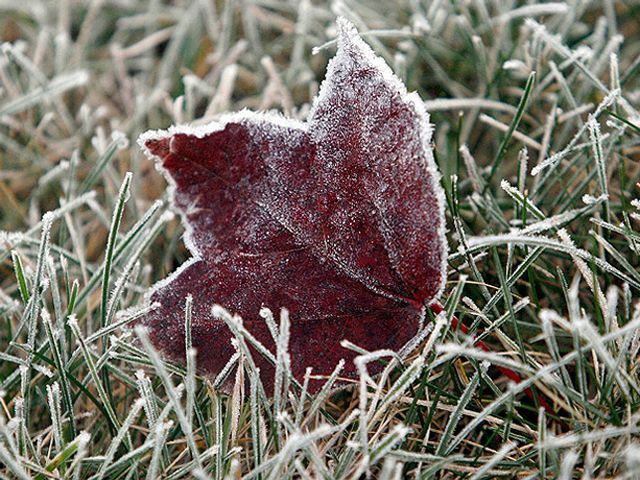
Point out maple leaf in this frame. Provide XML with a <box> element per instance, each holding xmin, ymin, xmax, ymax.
<box><xmin>138</xmin><ymin>18</ymin><xmax>448</xmax><ymax>394</ymax></box>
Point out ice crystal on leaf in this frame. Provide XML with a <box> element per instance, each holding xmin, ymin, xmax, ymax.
<box><xmin>138</xmin><ymin>18</ymin><xmax>447</xmax><ymax>394</ymax></box>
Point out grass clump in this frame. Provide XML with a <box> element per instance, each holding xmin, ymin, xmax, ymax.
<box><xmin>2</xmin><ymin>1</ymin><xmax>640</xmax><ymax>478</ymax></box>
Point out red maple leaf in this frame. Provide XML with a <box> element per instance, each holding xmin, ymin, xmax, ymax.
<box><xmin>138</xmin><ymin>18</ymin><xmax>447</xmax><ymax>393</ymax></box>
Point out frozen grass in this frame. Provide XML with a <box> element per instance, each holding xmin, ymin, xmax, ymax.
<box><xmin>1</xmin><ymin>0</ymin><xmax>640</xmax><ymax>478</ymax></box>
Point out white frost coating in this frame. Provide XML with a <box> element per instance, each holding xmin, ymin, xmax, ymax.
<box><xmin>626</xmin><ymin>444</ymin><xmax>640</xmax><ymax>470</ymax></box>
<box><xmin>519</xmin><ymin>207</ymin><xmax>600</xmax><ymax>235</ymax></box>
<box><xmin>532</xmin><ymin>88</ymin><xmax>619</xmax><ymax>176</ymax></box>
<box><xmin>582</xmin><ymin>193</ymin><xmax>608</xmax><ymax>205</ymax></box>
<box><xmin>424</xmin><ymin>97</ymin><xmax>518</xmax><ymax>114</ymax></box>
<box><xmin>136</xmin><ymin>108</ymin><xmax>308</xmax><ymax>307</ymax></box>
<box><xmin>138</xmin><ymin>18</ymin><xmax>447</xmax><ymax>300</ymax></box>
<box><xmin>457</xmin><ymin>232</ymin><xmax>640</xmax><ymax>290</ymax></box>
<box><xmin>558</xmin><ymin>228</ymin><xmax>609</xmax><ymax>325</ymax></box>
<box><xmin>111</xmin><ymin>130</ymin><xmax>129</xmax><ymax>149</ymax></box>
<box><xmin>502</xmin><ymin>59</ymin><xmax>528</xmax><ymax>71</ymax></box>
<box><xmin>136</xmin><ymin>17</ymin><xmax>448</xmax><ymax>379</ymax></box>
<box><xmin>587</xmin><ymin>114</ymin><xmax>608</xmax><ymax>197</ymax></box>
<box><xmin>492</xmin><ymin>2</ymin><xmax>568</xmax><ymax>24</ymax></box>
<box><xmin>308</xmin><ymin>17</ymin><xmax>448</xmax><ymax>302</ymax></box>
<box><xmin>460</xmin><ymin>144</ymin><xmax>484</xmax><ymax>193</ymax></box>
<box><xmin>397</xmin><ymin>312</ymin><xmax>431</xmax><ymax>356</ymax></box>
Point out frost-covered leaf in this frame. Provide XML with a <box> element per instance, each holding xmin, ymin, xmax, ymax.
<box><xmin>137</xmin><ymin>18</ymin><xmax>447</xmax><ymax>394</ymax></box>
